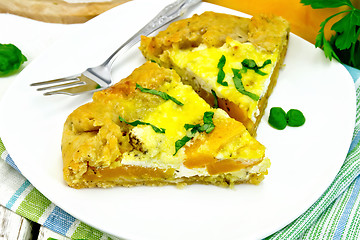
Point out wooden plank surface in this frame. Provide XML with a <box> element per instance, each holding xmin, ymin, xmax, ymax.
<box><xmin>0</xmin><ymin>0</ymin><xmax>131</xmax><ymax>23</ymax></box>
<box><xmin>37</xmin><ymin>226</ymin><xmax>70</xmax><ymax>240</ymax></box>
<box><xmin>0</xmin><ymin>204</ymin><xmax>73</xmax><ymax>239</ymax></box>
<box><xmin>0</xmin><ymin>205</ymin><xmax>35</xmax><ymax>240</ymax></box>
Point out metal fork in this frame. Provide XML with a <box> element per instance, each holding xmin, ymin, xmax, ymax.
<box><xmin>31</xmin><ymin>0</ymin><xmax>201</xmax><ymax>96</ymax></box>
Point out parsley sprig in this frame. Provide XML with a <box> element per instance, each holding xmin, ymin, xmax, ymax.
<box><xmin>301</xmin><ymin>0</ymin><xmax>360</xmax><ymax>69</ymax></box>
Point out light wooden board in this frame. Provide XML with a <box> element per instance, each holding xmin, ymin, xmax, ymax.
<box><xmin>37</xmin><ymin>226</ymin><xmax>71</xmax><ymax>240</ymax></box>
<box><xmin>0</xmin><ymin>0</ymin><xmax>131</xmax><ymax>23</ymax></box>
<box><xmin>0</xmin><ymin>205</ymin><xmax>34</xmax><ymax>240</ymax></box>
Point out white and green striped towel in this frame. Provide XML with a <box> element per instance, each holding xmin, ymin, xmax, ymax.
<box><xmin>1</xmin><ymin>66</ymin><xmax>359</xmax><ymax>240</ymax></box>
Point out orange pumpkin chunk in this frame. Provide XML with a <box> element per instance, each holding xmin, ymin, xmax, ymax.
<box><xmin>207</xmin><ymin>159</ymin><xmax>261</xmax><ymax>175</ymax></box>
<box><xmin>184</xmin><ymin>117</ymin><xmax>248</xmax><ymax>168</ymax></box>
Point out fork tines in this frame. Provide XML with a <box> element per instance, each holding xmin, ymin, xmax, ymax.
<box><xmin>30</xmin><ymin>75</ymin><xmax>94</xmax><ymax>96</ymax></box>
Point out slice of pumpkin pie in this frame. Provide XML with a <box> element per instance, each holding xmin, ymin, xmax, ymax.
<box><xmin>140</xmin><ymin>11</ymin><xmax>290</xmax><ymax>135</ymax></box>
<box><xmin>62</xmin><ymin>62</ymin><xmax>270</xmax><ymax>188</ymax></box>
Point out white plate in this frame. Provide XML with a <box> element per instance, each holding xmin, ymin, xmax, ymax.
<box><xmin>0</xmin><ymin>1</ymin><xmax>356</xmax><ymax>239</ymax></box>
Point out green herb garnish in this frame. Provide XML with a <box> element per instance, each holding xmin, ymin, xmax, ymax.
<box><xmin>174</xmin><ymin>135</ymin><xmax>193</xmax><ymax>156</ymax></box>
<box><xmin>119</xmin><ymin>116</ymin><xmax>165</xmax><ymax>133</ymax></box>
<box><xmin>232</xmin><ymin>68</ymin><xmax>260</xmax><ymax>101</ymax></box>
<box><xmin>0</xmin><ymin>43</ymin><xmax>27</xmax><ymax>76</ymax></box>
<box><xmin>150</xmin><ymin>59</ymin><xmax>161</xmax><ymax>66</ymax></box>
<box><xmin>301</xmin><ymin>0</ymin><xmax>360</xmax><ymax>69</ymax></box>
<box><xmin>268</xmin><ymin>107</ymin><xmax>287</xmax><ymax>130</ymax></box>
<box><xmin>184</xmin><ymin>123</ymin><xmax>201</xmax><ymax>134</ymax></box>
<box><xmin>217</xmin><ymin>55</ymin><xmax>228</xmax><ymax>86</ymax></box>
<box><xmin>173</xmin><ymin>111</ymin><xmax>215</xmax><ymax>155</ymax></box>
<box><xmin>211</xmin><ymin>89</ymin><xmax>219</xmax><ymax>108</ymax></box>
<box><xmin>286</xmin><ymin>109</ymin><xmax>306</xmax><ymax>127</ymax></box>
<box><xmin>198</xmin><ymin>111</ymin><xmax>215</xmax><ymax>133</ymax></box>
<box><xmin>241</xmin><ymin>59</ymin><xmax>272</xmax><ymax>76</ymax></box>
<box><xmin>136</xmin><ymin>83</ymin><xmax>183</xmax><ymax>106</ymax></box>
<box><xmin>268</xmin><ymin>107</ymin><xmax>306</xmax><ymax>130</ymax></box>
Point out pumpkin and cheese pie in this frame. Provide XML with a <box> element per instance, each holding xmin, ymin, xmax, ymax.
<box><xmin>62</xmin><ymin>62</ymin><xmax>270</xmax><ymax>188</ymax></box>
<box><xmin>140</xmin><ymin>12</ymin><xmax>290</xmax><ymax>135</ymax></box>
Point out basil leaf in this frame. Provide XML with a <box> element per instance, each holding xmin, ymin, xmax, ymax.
<box><xmin>260</xmin><ymin>59</ymin><xmax>272</xmax><ymax>68</ymax></box>
<box><xmin>241</xmin><ymin>58</ymin><xmax>272</xmax><ymax>76</ymax></box>
<box><xmin>199</xmin><ymin>111</ymin><xmax>215</xmax><ymax>133</ymax></box>
<box><xmin>268</xmin><ymin>107</ymin><xmax>306</xmax><ymax>129</ymax></box>
<box><xmin>119</xmin><ymin>116</ymin><xmax>165</xmax><ymax>134</ymax></box>
<box><xmin>232</xmin><ymin>68</ymin><xmax>260</xmax><ymax>101</ymax></box>
<box><xmin>217</xmin><ymin>70</ymin><xmax>227</xmax><ymax>86</ymax></box>
<box><xmin>184</xmin><ymin>123</ymin><xmax>198</xmax><ymax>130</ymax></box>
<box><xmin>254</xmin><ymin>69</ymin><xmax>267</xmax><ymax>76</ymax></box>
<box><xmin>0</xmin><ymin>43</ymin><xmax>27</xmax><ymax>76</ymax></box>
<box><xmin>255</xmin><ymin>59</ymin><xmax>272</xmax><ymax>75</ymax></box>
<box><xmin>203</xmin><ymin>111</ymin><xmax>214</xmax><ymax>124</ymax></box>
<box><xmin>136</xmin><ymin>83</ymin><xmax>184</xmax><ymax>106</ymax></box>
<box><xmin>184</xmin><ymin>123</ymin><xmax>202</xmax><ymax>135</ymax></box>
<box><xmin>173</xmin><ymin>135</ymin><xmax>193</xmax><ymax>156</ymax></box>
<box><xmin>211</xmin><ymin>90</ymin><xmax>218</xmax><ymax>108</ymax></box>
<box><xmin>173</xmin><ymin>111</ymin><xmax>215</xmax><ymax>155</ymax></box>
<box><xmin>286</xmin><ymin>109</ymin><xmax>306</xmax><ymax>127</ymax></box>
<box><xmin>268</xmin><ymin>107</ymin><xmax>287</xmax><ymax>130</ymax></box>
<box><xmin>184</xmin><ymin>112</ymin><xmax>215</xmax><ymax>135</ymax></box>
<box><xmin>216</xmin><ymin>55</ymin><xmax>228</xmax><ymax>86</ymax></box>
<box><xmin>242</xmin><ymin>59</ymin><xmax>257</xmax><ymax>68</ymax></box>
<box><xmin>217</xmin><ymin>54</ymin><xmax>226</xmax><ymax>69</ymax></box>
<box><xmin>198</xmin><ymin>123</ymin><xmax>215</xmax><ymax>134</ymax></box>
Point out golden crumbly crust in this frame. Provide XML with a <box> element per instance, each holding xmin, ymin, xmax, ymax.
<box><xmin>69</xmin><ymin>172</ymin><xmax>267</xmax><ymax>189</ymax></box>
<box><xmin>248</xmin><ymin>14</ymin><xmax>290</xmax><ymax>52</ymax></box>
<box><xmin>140</xmin><ymin>12</ymin><xmax>290</xmax><ymax>135</ymax></box>
<box><xmin>140</xmin><ymin>11</ymin><xmax>250</xmax><ymax>57</ymax></box>
<box><xmin>140</xmin><ymin>11</ymin><xmax>289</xmax><ymax>58</ymax></box>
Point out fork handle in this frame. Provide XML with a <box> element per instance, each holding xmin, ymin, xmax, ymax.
<box><xmin>101</xmin><ymin>0</ymin><xmax>202</xmax><ymax>68</ymax></box>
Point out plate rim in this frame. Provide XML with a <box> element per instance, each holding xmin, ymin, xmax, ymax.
<box><xmin>0</xmin><ymin>1</ymin><xmax>357</xmax><ymax>239</ymax></box>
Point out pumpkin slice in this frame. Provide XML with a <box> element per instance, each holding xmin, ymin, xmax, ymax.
<box><xmin>62</xmin><ymin>62</ymin><xmax>270</xmax><ymax>188</ymax></box>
